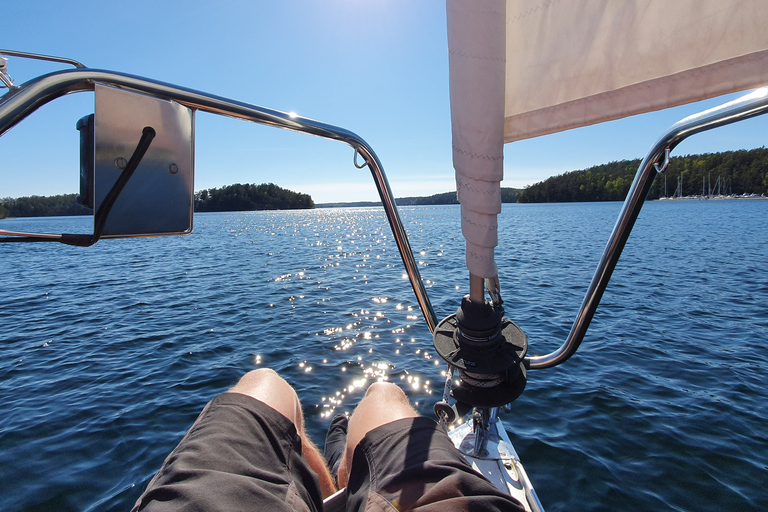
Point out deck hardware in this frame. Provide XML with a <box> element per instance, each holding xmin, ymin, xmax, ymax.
<box><xmin>115</xmin><ymin>157</ymin><xmax>128</xmax><ymax>170</ymax></box>
<box><xmin>353</xmin><ymin>149</ymin><xmax>368</xmax><ymax>169</ymax></box>
<box><xmin>169</xmin><ymin>163</ymin><xmax>179</xmax><ymax>174</ymax></box>
<box><xmin>437</xmin><ymin>365</ymin><xmax>456</xmax><ymax>431</ymax></box>
<box><xmin>0</xmin><ymin>55</ymin><xmax>14</xmax><ymax>89</ymax></box>
<box><xmin>472</xmin><ymin>408</ymin><xmax>491</xmax><ymax>456</ymax></box>
<box><xmin>434</xmin><ymin>401</ymin><xmax>457</xmax><ymax>426</ymax></box>
<box><xmin>434</xmin><ymin>296</ymin><xmax>528</xmax><ymax>407</ymax></box>
<box><xmin>442</xmin><ymin>365</ymin><xmax>455</xmax><ymax>403</ymax></box>
<box><xmin>484</xmin><ymin>276</ymin><xmax>503</xmax><ymax>306</ymax></box>
<box><xmin>653</xmin><ymin>148</ymin><xmax>671</xmax><ymax>173</ymax></box>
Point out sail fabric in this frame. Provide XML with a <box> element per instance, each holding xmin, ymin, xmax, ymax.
<box><xmin>448</xmin><ymin>0</ymin><xmax>768</xmax><ymax>280</ymax></box>
<box><xmin>504</xmin><ymin>0</ymin><xmax>768</xmax><ymax>142</ymax></box>
<box><xmin>447</xmin><ymin>0</ymin><xmax>507</xmax><ymax>278</ymax></box>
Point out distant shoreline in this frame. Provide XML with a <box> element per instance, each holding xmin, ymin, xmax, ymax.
<box><xmin>657</xmin><ymin>194</ymin><xmax>766</xmax><ymax>201</ymax></box>
<box><xmin>315</xmin><ymin>201</ymin><xmax>383</xmax><ymax>208</ymax></box>
<box><xmin>316</xmin><ymin>194</ymin><xmax>767</xmax><ymax>208</ymax></box>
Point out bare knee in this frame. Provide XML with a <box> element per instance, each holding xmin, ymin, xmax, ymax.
<box><xmin>230</xmin><ymin>368</ymin><xmax>286</xmax><ymax>397</ymax></box>
<box><xmin>228</xmin><ymin>369</ymin><xmax>302</xmax><ymax>429</ymax></box>
<box><xmin>239</xmin><ymin>367</ymin><xmax>280</xmax><ymax>384</ymax></box>
<box><xmin>363</xmin><ymin>381</ymin><xmax>407</xmax><ymax>403</ymax></box>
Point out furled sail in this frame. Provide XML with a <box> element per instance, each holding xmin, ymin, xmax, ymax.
<box><xmin>448</xmin><ymin>0</ymin><xmax>506</xmax><ymax>281</ymax></box>
<box><xmin>448</xmin><ymin>0</ymin><xmax>768</xmax><ymax>287</ymax></box>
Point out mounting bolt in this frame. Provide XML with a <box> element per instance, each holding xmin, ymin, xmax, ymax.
<box><xmin>114</xmin><ymin>157</ymin><xmax>127</xmax><ymax>170</ymax></box>
<box><xmin>168</xmin><ymin>163</ymin><xmax>179</xmax><ymax>174</ymax></box>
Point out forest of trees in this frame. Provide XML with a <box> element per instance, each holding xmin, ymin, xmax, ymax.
<box><xmin>518</xmin><ymin>147</ymin><xmax>768</xmax><ymax>203</ymax></box>
<box><xmin>3</xmin><ymin>149</ymin><xmax>765</xmax><ymax>217</ymax></box>
<box><xmin>0</xmin><ymin>194</ymin><xmax>90</xmax><ymax>218</ymax></box>
<box><xmin>0</xmin><ymin>183</ymin><xmax>313</xmax><ymax>219</ymax></box>
<box><xmin>194</xmin><ymin>183</ymin><xmax>313</xmax><ymax>212</ymax></box>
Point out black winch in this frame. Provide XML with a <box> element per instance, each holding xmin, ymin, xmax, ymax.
<box><xmin>433</xmin><ymin>296</ymin><xmax>527</xmax><ymax>408</ymax></box>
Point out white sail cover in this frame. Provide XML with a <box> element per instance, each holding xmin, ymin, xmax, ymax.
<box><xmin>448</xmin><ymin>0</ymin><xmax>506</xmax><ymax>279</ymax></box>
<box><xmin>448</xmin><ymin>0</ymin><xmax>768</xmax><ymax>279</ymax></box>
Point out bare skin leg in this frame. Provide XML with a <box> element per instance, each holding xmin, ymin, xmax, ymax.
<box><xmin>227</xmin><ymin>368</ymin><xmax>337</xmax><ymax>498</ymax></box>
<box><xmin>337</xmin><ymin>382</ymin><xmax>419</xmax><ymax>488</ymax></box>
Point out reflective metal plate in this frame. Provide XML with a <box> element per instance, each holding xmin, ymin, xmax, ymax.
<box><xmin>94</xmin><ymin>84</ymin><xmax>194</xmax><ymax>237</ymax></box>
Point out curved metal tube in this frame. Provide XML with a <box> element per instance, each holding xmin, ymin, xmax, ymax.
<box><xmin>0</xmin><ymin>49</ymin><xmax>85</xmax><ymax>69</ymax></box>
<box><xmin>0</xmin><ymin>67</ymin><xmax>439</xmax><ymax>332</ymax></box>
<box><xmin>527</xmin><ymin>87</ymin><xmax>768</xmax><ymax>369</ymax></box>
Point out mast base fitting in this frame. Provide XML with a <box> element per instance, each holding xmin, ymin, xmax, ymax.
<box><xmin>433</xmin><ymin>296</ymin><xmax>528</xmax><ymax>408</ymax></box>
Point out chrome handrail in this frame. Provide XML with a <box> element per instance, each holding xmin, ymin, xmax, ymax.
<box><xmin>527</xmin><ymin>87</ymin><xmax>768</xmax><ymax>369</ymax></box>
<box><xmin>0</xmin><ymin>65</ymin><xmax>439</xmax><ymax>332</ymax></box>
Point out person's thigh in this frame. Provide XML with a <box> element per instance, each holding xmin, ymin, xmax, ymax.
<box><xmin>346</xmin><ymin>417</ymin><xmax>525</xmax><ymax>512</ymax></box>
<box><xmin>338</xmin><ymin>382</ymin><xmax>418</xmax><ymax>488</ymax></box>
<box><xmin>131</xmin><ymin>392</ymin><xmax>322</xmax><ymax>512</ymax></box>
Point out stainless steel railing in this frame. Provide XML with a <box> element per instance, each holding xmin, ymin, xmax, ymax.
<box><xmin>0</xmin><ymin>59</ymin><xmax>439</xmax><ymax>332</ymax></box>
<box><xmin>5</xmin><ymin>53</ymin><xmax>765</xmax><ymax>368</ymax></box>
<box><xmin>527</xmin><ymin>87</ymin><xmax>768</xmax><ymax>369</ymax></box>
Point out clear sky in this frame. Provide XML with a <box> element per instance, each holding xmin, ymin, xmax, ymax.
<box><xmin>3</xmin><ymin>1</ymin><xmax>767</xmax><ymax>204</ymax></box>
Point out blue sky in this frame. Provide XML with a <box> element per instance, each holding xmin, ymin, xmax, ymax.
<box><xmin>3</xmin><ymin>0</ymin><xmax>767</xmax><ymax>203</ymax></box>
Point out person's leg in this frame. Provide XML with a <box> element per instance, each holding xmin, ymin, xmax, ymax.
<box><xmin>337</xmin><ymin>381</ymin><xmax>418</xmax><ymax>488</ymax></box>
<box><xmin>132</xmin><ymin>369</ymin><xmax>335</xmax><ymax>512</ymax></box>
<box><xmin>228</xmin><ymin>367</ymin><xmax>303</xmax><ymax>424</ymax></box>
<box><xmin>323</xmin><ymin>413</ymin><xmax>349</xmax><ymax>484</ymax></box>
<box><xmin>338</xmin><ymin>381</ymin><xmax>525</xmax><ymax>511</ymax></box>
<box><xmin>228</xmin><ymin>368</ymin><xmax>337</xmax><ymax>498</ymax></box>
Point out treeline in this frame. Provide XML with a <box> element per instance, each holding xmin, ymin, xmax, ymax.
<box><xmin>194</xmin><ymin>182</ymin><xmax>313</xmax><ymax>212</ymax></box>
<box><xmin>0</xmin><ymin>194</ymin><xmax>89</xmax><ymax>219</ymax></box>
<box><xmin>0</xmin><ymin>183</ymin><xmax>313</xmax><ymax>219</ymax></box>
<box><xmin>397</xmin><ymin>187</ymin><xmax>521</xmax><ymax>205</ymax></box>
<box><xmin>518</xmin><ymin>148</ymin><xmax>768</xmax><ymax>203</ymax></box>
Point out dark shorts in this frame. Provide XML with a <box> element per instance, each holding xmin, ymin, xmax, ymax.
<box><xmin>346</xmin><ymin>417</ymin><xmax>524</xmax><ymax>512</ymax></box>
<box><xmin>132</xmin><ymin>393</ymin><xmax>524</xmax><ymax>512</ymax></box>
<box><xmin>131</xmin><ymin>393</ymin><xmax>322</xmax><ymax>512</ymax></box>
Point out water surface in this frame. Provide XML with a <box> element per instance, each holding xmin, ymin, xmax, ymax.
<box><xmin>1</xmin><ymin>201</ymin><xmax>766</xmax><ymax>511</ymax></box>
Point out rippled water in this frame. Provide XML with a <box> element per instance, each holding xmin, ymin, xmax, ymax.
<box><xmin>1</xmin><ymin>201</ymin><xmax>766</xmax><ymax>511</ymax></box>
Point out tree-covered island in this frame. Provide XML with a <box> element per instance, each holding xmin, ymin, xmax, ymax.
<box><xmin>0</xmin><ymin>182</ymin><xmax>314</xmax><ymax>218</ymax></box>
<box><xmin>194</xmin><ymin>183</ymin><xmax>313</xmax><ymax>212</ymax></box>
<box><xmin>518</xmin><ymin>147</ymin><xmax>768</xmax><ymax>202</ymax></box>
<box><xmin>2</xmin><ymin>148</ymin><xmax>766</xmax><ymax>218</ymax></box>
